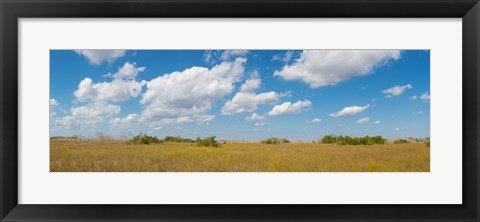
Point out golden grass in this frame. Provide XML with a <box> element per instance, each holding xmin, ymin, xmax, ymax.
<box><xmin>50</xmin><ymin>140</ymin><xmax>430</xmax><ymax>172</ymax></box>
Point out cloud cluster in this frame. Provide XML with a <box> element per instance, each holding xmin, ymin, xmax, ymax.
<box><xmin>382</xmin><ymin>84</ymin><xmax>412</xmax><ymax>98</ymax></box>
<box><xmin>75</xmin><ymin>50</ymin><xmax>126</xmax><ymax>65</ymax></box>
<box><xmin>55</xmin><ymin>49</ymin><xmax>427</xmax><ymax>134</ymax></box>
<box><xmin>141</xmin><ymin>57</ymin><xmax>246</xmax><ymax>122</ymax></box>
<box><xmin>274</xmin><ymin>50</ymin><xmax>401</xmax><ymax>88</ymax></box>
<box><xmin>54</xmin><ymin>57</ymin><xmax>248</xmax><ymax>131</ymax></box>
<box><xmin>53</xmin><ymin>102</ymin><xmax>121</xmax><ymax>129</ymax></box>
<box><xmin>329</xmin><ymin>104</ymin><xmax>370</xmax><ymax>117</ymax></box>
<box><xmin>222</xmin><ymin>77</ymin><xmax>281</xmax><ymax>115</ymax></box>
<box><xmin>53</xmin><ymin>62</ymin><xmax>146</xmax><ymax>129</ymax></box>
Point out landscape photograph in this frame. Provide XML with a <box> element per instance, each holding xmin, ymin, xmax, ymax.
<box><xmin>50</xmin><ymin>49</ymin><xmax>430</xmax><ymax>172</ymax></box>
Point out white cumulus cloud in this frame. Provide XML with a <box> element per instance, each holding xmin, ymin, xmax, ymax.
<box><xmin>329</xmin><ymin>104</ymin><xmax>370</xmax><ymax>117</ymax></box>
<box><xmin>239</xmin><ymin>78</ymin><xmax>261</xmax><ymax>92</ymax></box>
<box><xmin>74</xmin><ymin>77</ymin><xmax>146</xmax><ymax>103</ymax></box>
<box><xmin>267</xmin><ymin>100</ymin><xmax>312</xmax><ymax>117</ymax></box>
<box><xmin>310</xmin><ymin>118</ymin><xmax>322</xmax><ymax>123</ymax></box>
<box><xmin>107</xmin><ymin>62</ymin><xmax>146</xmax><ymax>80</ymax></box>
<box><xmin>273</xmin><ymin>50</ymin><xmax>401</xmax><ymax>88</ymax></box>
<box><xmin>75</xmin><ymin>50</ymin><xmax>126</xmax><ymax>65</ymax></box>
<box><xmin>74</xmin><ymin>62</ymin><xmax>147</xmax><ymax>103</ymax></box>
<box><xmin>109</xmin><ymin>114</ymin><xmax>140</xmax><ymax>128</ymax></box>
<box><xmin>374</xmin><ymin>120</ymin><xmax>381</xmax><ymax>125</ymax></box>
<box><xmin>382</xmin><ymin>84</ymin><xmax>412</xmax><ymax>97</ymax></box>
<box><xmin>246</xmin><ymin>113</ymin><xmax>265</xmax><ymax>121</ymax></box>
<box><xmin>222</xmin><ymin>92</ymin><xmax>279</xmax><ymax>115</ymax></box>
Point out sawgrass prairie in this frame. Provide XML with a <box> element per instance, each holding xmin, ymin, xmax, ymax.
<box><xmin>50</xmin><ymin>139</ymin><xmax>430</xmax><ymax>172</ymax></box>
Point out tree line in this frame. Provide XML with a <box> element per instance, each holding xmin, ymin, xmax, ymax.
<box><xmin>54</xmin><ymin>132</ymin><xmax>430</xmax><ymax>147</ymax></box>
<box><xmin>128</xmin><ymin>133</ymin><xmax>219</xmax><ymax>147</ymax></box>
<box><xmin>319</xmin><ymin>134</ymin><xmax>430</xmax><ymax>146</ymax></box>
<box><xmin>320</xmin><ymin>135</ymin><xmax>386</xmax><ymax>145</ymax></box>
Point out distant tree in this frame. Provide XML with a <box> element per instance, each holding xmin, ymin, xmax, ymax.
<box><xmin>196</xmin><ymin>136</ymin><xmax>219</xmax><ymax>147</ymax></box>
<box><xmin>129</xmin><ymin>133</ymin><xmax>162</xmax><ymax>145</ymax></box>
<box><xmin>320</xmin><ymin>134</ymin><xmax>337</xmax><ymax>144</ymax></box>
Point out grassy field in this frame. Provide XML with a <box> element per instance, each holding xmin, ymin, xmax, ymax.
<box><xmin>50</xmin><ymin>139</ymin><xmax>429</xmax><ymax>172</ymax></box>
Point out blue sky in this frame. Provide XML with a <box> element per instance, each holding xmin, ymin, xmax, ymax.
<box><xmin>50</xmin><ymin>50</ymin><xmax>430</xmax><ymax>141</ymax></box>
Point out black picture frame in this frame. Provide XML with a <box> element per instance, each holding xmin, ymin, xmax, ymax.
<box><xmin>1</xmin><ymin>0</ymin><xmax>479</xmax><ymax>221</ymax></box>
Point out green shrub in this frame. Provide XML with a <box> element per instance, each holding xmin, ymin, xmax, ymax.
<box><xmin>163</xmin><ymin>136</ymin><xmax>194</xmax><ymax>143</ymax></box>
<box><xmin>129</xmin><ymin>133</ymin><xmax>162</xmax><ymax>145</ymax></box>
<box><xmin>261</xmin><ymin>138</ymin><xmax>290</xmax><ymax>145</ymax></box>
<box><xmin>393</xmin><ymin>139</ymin><xmax>409</xmax><ymax>144</ymax></box>
<box><xmin>195</xmin><ymin>136</ymin><xmax>219</xmax><ymax>147</ymax></box>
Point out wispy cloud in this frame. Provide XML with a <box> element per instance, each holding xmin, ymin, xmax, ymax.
<box><xmin>419</xmin><ymin>92</ymin><xmax>430</xmax><ymax>101</ymax></box>
<box><xmin>356</xmin><ymin>117</ymin><xmax>370</xmax><ymax>124</ymax></box>
<box><xmin>309</xmin><ymin>118</ymin><xmax>322</xmax><ymax>123</ymax></box>
<box><xmin>382</xmin><ymin>84</ymin><xmax>412</xmax><ymax>98</ymax></box>
<box><xmin>330</xmin><ymin>105</ymin><xmax>370</xmax><ymax>117</ymax></box>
